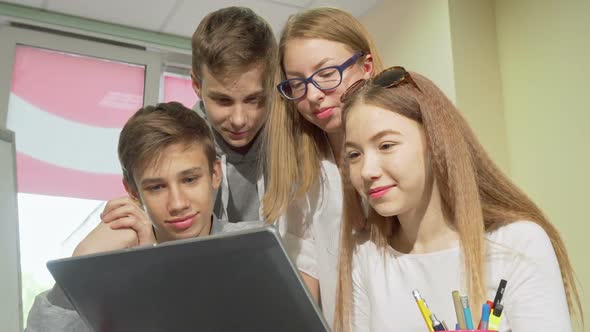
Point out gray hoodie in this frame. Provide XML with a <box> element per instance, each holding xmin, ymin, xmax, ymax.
<box><xmin>194</xmin><ymin>102</ymin><xmax>265</xmax><ymax>223</ymax></box>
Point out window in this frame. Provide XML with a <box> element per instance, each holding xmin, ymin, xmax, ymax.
<box><xmin>0</xmin><ymin>26</ymin><xmax>166</xmax><ymax>325</ymax></box>
<box><xmin>162</xmin><ymin>70</ymin><xmax>199</xmax><ymax>108</ymax></box>
<box><xmin>9</xmin><ymin>44</ymin><xmax>149</xmax><ymax>319</ymax></box>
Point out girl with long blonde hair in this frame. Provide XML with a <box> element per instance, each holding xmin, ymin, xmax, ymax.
<box><xmin>335</xmin><ymin>67</ymin><xmax>582</xmax><ymax>331</ymax></box>
<box><xmin>262</xmin><ymin>7</ymin><xmax>383</xmax><ymax>325</ymax></box>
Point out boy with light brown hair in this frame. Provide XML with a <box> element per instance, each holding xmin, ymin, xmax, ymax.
<box><xmin>190</xmin><ymin>6</ymin><xmax>278</xmax><ymax>224</ymax></box>
<box><xmin>26</xmin><ymin>102</ymin><xmax>227</xmax><ymax>331</ymax></box>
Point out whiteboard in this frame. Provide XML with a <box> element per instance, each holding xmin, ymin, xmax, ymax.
<box><xmin>0</xmin><ymin>128</ymin><xmax>23</xmax><ymax>331</ymax></box>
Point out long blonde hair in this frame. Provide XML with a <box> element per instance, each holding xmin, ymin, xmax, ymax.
<box><xmin>335</xmin><ymin>72</ymin><xmax>583</xmax><ymax>330</ymax></box>
<box><xmin>262</xmin><ymin>7</ymin><xmax>384</xmax><ymax>222</ymax></box>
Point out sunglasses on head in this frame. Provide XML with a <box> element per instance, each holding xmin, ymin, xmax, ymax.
<box><xmin>340</xmin><ymin>66</ymin><xmax>421</xmax><ymax>103</ymax></box>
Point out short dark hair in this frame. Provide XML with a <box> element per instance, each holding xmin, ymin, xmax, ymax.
<box><xmin>118</xmin><ymin>102</ymin><xmax>216</xmax><ymax>191</ymax></box>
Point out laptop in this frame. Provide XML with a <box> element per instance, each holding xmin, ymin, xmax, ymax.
<box><xmin>47</xmin><ymin>226</ymin><xmax>330</xmax><ymax>332</ymax></box>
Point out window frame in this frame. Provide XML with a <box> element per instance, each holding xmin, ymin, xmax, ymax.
<box><xmin>0</xmin><ymin>127</ymin><xmax>21</xmax><ymax>331</ymax></box>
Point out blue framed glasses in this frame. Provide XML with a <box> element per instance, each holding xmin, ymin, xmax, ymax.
<box><xmin>277</xmin><ymin>51</ymin><xmax>365</xmax><ymax>100</ymax></box>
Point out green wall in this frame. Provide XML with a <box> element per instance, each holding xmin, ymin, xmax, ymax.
<box><xmin>448</xmin><ymin>0</ymin><xmax>510</xmax><ymax>173</ymax></box>
<box><xmin>496</xmin><ymin>0</ymin><xmax>590</xmax><ymax>325</ymax></box>
<box><xmin>361</xmin><ymin>0</ymin><xmax>457</xmax><ymax>102</ymax></box>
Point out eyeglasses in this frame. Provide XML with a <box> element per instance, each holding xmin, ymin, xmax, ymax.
<box><xmin>340</xmin><ymin>66</ymin><xmax>421</xmax><ymax>103</ymax></box>
<box><xmin>277</xmin><ymin>51</ymin><xmax>365</xmax><ymax>100</ymax></box>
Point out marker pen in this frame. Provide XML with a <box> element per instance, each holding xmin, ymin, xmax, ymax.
<box><xmin>480</xmin><ymin>303</ymin><xmax>491</xmax><ymax>330</ymax></box>
<box><xmin>412</xmin><ymin>290</ymin><xmax>434</xmax><ymax>332</ymax></box>
<box><xmin>493</xmin><ymin>279</ymin><xmax>507</xmax><ymax>309</ymax></box>
<box><xmin>451</xmin><ymin>290</ymin><xmax>466</xmax><ymax>329</ymax></box>
<box><xmin>460</xmin><ymin>295</ymin><xmax>474</xmax><ymax>330</ymax></box>
<box><xmin>488</xmin><ymin>303</ymin><xmax>504</xmax><ymax>330</ymax></box>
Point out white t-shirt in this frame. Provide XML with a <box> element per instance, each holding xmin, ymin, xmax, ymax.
<box><xmin>277</xmin><ymin>158</ymin><xmax>342</xmax><ymax>327</ymax></box>
<box><xmin>350</xmin><ymin>221</ymin><xmax>572</xmax><ymax>332</ymax></box>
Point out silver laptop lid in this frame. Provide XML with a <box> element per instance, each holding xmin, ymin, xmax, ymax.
<box><xmin>47</xmin><ymin>226</ymin><xmax>330</xmax><ymax>332</ymax></box>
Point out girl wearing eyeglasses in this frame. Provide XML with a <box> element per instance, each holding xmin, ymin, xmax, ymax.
<box><xmin>262</xmin><ymin>7</ymin><xmax>383</xmax><ymax>325</ymax></box>
<box><xmin>335</xmin><ymin>68</ymin><xmax>582</xmax><ymax>331</ymax></box>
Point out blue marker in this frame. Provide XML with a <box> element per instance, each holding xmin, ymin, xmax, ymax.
<box><xmin>460</xmin><ymin>296</ymin><xmax>474</xmax><ymax>330</ymax></box>
<box><xmin>480</xmin><ymin>303</ymin><xmax>491</xmax><ymax>330</ymax></box>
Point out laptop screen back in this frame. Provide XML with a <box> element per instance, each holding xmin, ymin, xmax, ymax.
<box><xmin>47</xmin><ymin>227</ymin><xmax>329</xmax><ymax>332</ymax></box>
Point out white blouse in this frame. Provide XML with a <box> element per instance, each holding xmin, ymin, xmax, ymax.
<box><xmin>277</xmin><ymin>158</ymin><xmax>342</xmax><ymax>327</ymax></box>
<box><xmin>350</xmin><ymin>221</ymin><xmax>572</xmax><ymax>332</ymax></box>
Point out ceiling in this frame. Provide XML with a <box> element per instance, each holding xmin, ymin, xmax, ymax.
<box><xmin>2</xmin><ymin>0</ymin><xmax>382</xmax><ymax>38</ymax></box>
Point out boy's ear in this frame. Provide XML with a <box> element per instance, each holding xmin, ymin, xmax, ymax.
<box><xmin>122</xmin><ymin>178</ymin><xmax>140</xmax><ymax>202</ymax></box>
<box><xmin>211</xmin><ymin>159</ymin><xmax>222</xmax><ymax>190</ymax></box>
<box><xmin>191</xmin><ymin>69</ymin><xmax>203</xmax><ymax>99</ymax></box>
